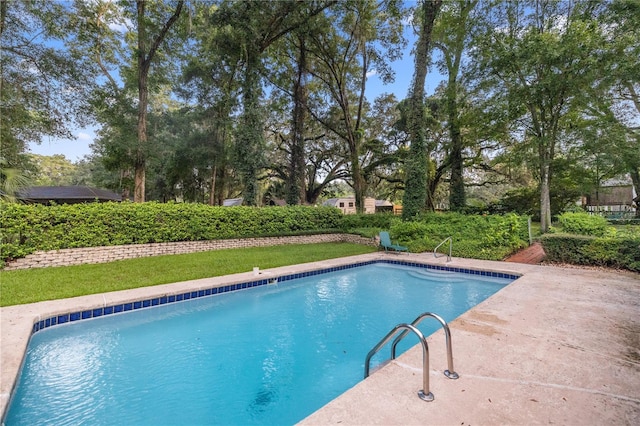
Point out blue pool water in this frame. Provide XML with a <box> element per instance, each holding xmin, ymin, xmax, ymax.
<box><xmin>5</xmin><ymin>263</ymin><xmax>514</xmax><ymax>425</ymax></box>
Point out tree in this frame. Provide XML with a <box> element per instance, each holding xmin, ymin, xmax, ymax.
<box><xmin>26</xmin><ymin>154</ymin><xmax>79</xmax><ymax>186</ymax></box>
<box><xmin>402</xmin><ymin>0</ymin><xmax>443</xmax><ymax>219</ymax></box>
<box><xmin>472</xmin><ymin>0</ymin><xmax>606</xmax><ymax>232</ymax></box>
<box><xmin>306</xmin><ymin>0</ymin><xmax>405</xmax><ymax>213</ymax></box>
<box><xmin>433</xmin><ymin>0</ymin><xmax>477</xmax><ymax>211</ymax></box>
<box><xmin>212</xmin><ymin>0</ymin><xmax>335</xmax><ymax>206</ymax></box>
<box><xmin>0</xmin><ymin>0</ymin><xmax>96</xmax><ymax>167</ymax></box>
<box><xmin>74</xmin><ymin>0</ymin><xmax>186</xmax><ymax>202</ymax></box>
<box><xmin>287</xmin><ymin>32</ymin><xmax>311</xmax><ymax>205</ymax></box>
<box><xmin>264</xmin><ymin>90</ymin><xmax>349</xmax><ymax>205</ymax></box>
<box><xmin>132</xmin><ymin>0</ymin><xmax>184</xmax><ymax>202</ymax></box>
<box><xmin>179</xmin><ymin>2</ymin><xmax>244</xmax><ymax>205</ymax></box>
<box><xmin>361</xmin><ymin>93</ymin><xmax>408</xmax><ymax>202</ymax></box>
<box><xmin>586</xmin><ymin>0</ymin><xmax>640</xmax><ymax>216</ymax></box>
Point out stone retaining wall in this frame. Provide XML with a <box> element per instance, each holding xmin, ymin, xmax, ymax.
<box><xmin>4</xmin><ymin>234</ymin><xmax>376</xmax><ymax>270</ymax></box>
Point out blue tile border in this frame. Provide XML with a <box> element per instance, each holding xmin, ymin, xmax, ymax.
<box><xmin>31</xmin><ymin>260</ymin><xmax>520</xmax><ymax>335</ymax></box>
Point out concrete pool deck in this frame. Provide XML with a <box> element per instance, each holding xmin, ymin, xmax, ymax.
<box><xmin>1</xmin><ymin>253</ymin><xmax>639</xmax><ymax>424</ymax></box>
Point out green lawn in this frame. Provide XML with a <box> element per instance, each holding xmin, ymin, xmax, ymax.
<box><xmin>0</xmin><ymin>243</ymin><xmax>376</xmax><ymax>307</ymax></box>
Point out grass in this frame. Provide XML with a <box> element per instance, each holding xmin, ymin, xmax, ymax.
<box><xmin>0</xmin><ymin>243</ymin><xmax>376</xmax><ymax>307</ymax></box>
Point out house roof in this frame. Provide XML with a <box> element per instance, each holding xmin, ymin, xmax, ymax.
<box><xmin>222</xmin><ymin>198</ymin><xmax>243</xmax><ymax>206</ymax></box>
<box><xmin>17</xmin><ymin>186</ymin><xmax>122</xmax><ymax>204</ymax></box>
<box><xmin>600</xmin><ymin>176</ymin><xmax>634</xmax><ymax>187</ymax></box>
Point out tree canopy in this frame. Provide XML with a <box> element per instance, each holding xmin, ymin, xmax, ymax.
<box><xmin>4</xmin><ymin>0</ymin><xmax>638</xmax><ymax>222</ymax></box>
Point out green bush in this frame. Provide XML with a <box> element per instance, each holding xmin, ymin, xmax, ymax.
<box><xmin>557</xmin><ymin>212</ymin><xmax>609</xmax><ymax>236</ymax></box>
<box><xmin>0</xmin><ymin>202</ymin><xmax>344</xmax><ymax>262</ymax></box>
<box><xmin>541</xmin><ymin>233</ymin><xmax>640</xmax><ymax>272</ymax></box>
<box><xmin>339</xmin><ymin>213</ymin><xmax>396</xmax><ymax>230</ymax></box>
<box><xmin>608</xmin><ymin>218</ymin><xmax>640</xmax><ymax>226</ymax></box>
<box><xmin>390</xmin><ymin>212</ymin><xmax>529</xmax><ymax>260</ymax></box>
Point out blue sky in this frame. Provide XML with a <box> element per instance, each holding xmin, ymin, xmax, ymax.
<box><xmin>29</xmin><ymin>16</ymin><xmax>444</xmax><ymax>162</ymax></box>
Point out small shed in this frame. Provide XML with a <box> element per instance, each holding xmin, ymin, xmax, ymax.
<box><xmin>585</xmin><ymin>176</ymin><xmax>637</xmax><ymax>217</ymax></box>
<box><xmin>17</xmin><ymin>186</ymin><xmax>122</xmax><ymax>205</ymax></box>
<box><xmin>375</xmin><ymin>199</ymin><xmax>393</xmax><ymax>213</ymax></box>
<box><xmin>323</xmin><ymin>197</ymin><xmax>376</xmax><ymax>214</ymax></box>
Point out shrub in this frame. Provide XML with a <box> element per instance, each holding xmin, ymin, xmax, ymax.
<box><xmin>390</xmin><ymin>212</ymin><xmax>529</xmax><ymax>260</ymax></box>
<box><xmin>608</xmin><ymin>218</ymin><xmax>640</xmax><ymax>226</ymax></box>
<box><xmin>557</xmin><ymin>212</ymin><xmax>609</xmax><ymax>236</ymax></box>
<box><xmin>339</xmin><ymin>213</ymin><xmax>395</xmax><ymax>230</ymax></box>
<box><xmin>0</xmin><ymin>202</ymin><xmax>344</xmax><ymax>262</ymax></box>
<box><xmin>541</xmin><ymin>233</ymin><xmax>640</xmax><ymax>272</ymax></box>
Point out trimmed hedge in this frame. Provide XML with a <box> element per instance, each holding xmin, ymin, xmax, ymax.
<box><xmin>389</xmin><ymin>212</ymin><xmax>529</xmax><ymax>260</ymax></box>
<box><xmin>608</xmin><ymin>218</ymin><xmax>640</xmax><ymax>226</ymax></box>
<box><xmin>557</xmin><ymin>212</ymin><xmax>609</xmax><ymax>237</ymax></box>
<box><xmin>541</xmin><ymin>233</ymin><xmax>640</xmax><ymax>272</ymax></box>
<box><xmin>0</xmin><ymin>202</ymin><xmax>343</xmax><ymax>262</ymax></box>
<box><xmin>339</xmin><ymin>213</ymin><xmax>396</xmax><ymax>230</ymax></box>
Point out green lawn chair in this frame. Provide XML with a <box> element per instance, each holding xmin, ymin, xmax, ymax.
<box><xmin>379</xmin><ymin>231</ymin><xmax>408</xmax><ymax>253</ymax></box>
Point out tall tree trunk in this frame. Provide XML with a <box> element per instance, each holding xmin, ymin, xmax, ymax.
<box><xmin>351</xmin><ymin>138</ymin><xmax>365</xmax><ymax>213</ymax></box>
<box><xmin>402</xmin><ymin>0</ymin><xmax>442</xmax><ymax>219</ymax></box>
<box><xmin>352</xmin><ymin>39</ymin><xmax>369</xmax><ymax>214</ymax></box>
<box><xmin>448</xmin><ymin>83</ymin><xmax>465</xmax><ymax>210</ymax></box>
<box><xmin>287</xmin><ymin>34</ymin><xmax>308</xmax><ymax>205</ymax></box>
<box><xmin>443</xmin><ymin>1</ymin><xmax>475</xmax><ymax>211</ymax></box>
<box><xmin>540</xmin><ymin>161</ymin><xmax>552</xmax><ymax>232</ymax></box>
<box><xmin>209</xmin><ymin>165</ymin><xmax>216</xmax><ymax>206</ymax></box>
<box><xmin>133</xmin><ymin>0</ymin><xmax>183</xmax><ymax>203</ymax></box>
<box><xmin>134</xmin><ymin>0</ymin><xmax>148</xmax><ymax>203</ymax></box>
<box><xmin>236</xmin><ymin>55</ymin><xmax>264</xmax><ymax>206</ymax></box>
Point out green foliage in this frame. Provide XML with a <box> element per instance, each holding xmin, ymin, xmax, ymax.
<box><xmin>472</xmin><ymin>1</ymin><xmax>607</xmax><ymax>232</ymax></box>
<box><xmin>402</xmin><ymin>0</ymin><xmax>442</xmax><ymax>219</ymax></box>
<box><xmin>481</xmin><ymin>185</ymin><xmax>583</xmax><ymax>220</ymax></box>
<box><xmin>401</xmin><ymin>150</ymin><xmax>428</xmax><ymax>219</ymax></box>
<box><xmin>609</xmin><ymin>218</ymin><xmax>640</xmax><ymax>226</ymax></box>
<box><xmin>26</xmin><ymin>154</ymin><xmax>82</xmax><ymax>186</ymax></box>
<box><xmin>0</xmin><ymin>1</ymin><xmax>97</xmax><ymax>164</ymax></box>
<box><xmin>541</xmin><ymin>233</ymin><xmax>640</xmax><ymax>272</ymax></box>
<box><xmin>557</xmin><ymin>212</ymin><xmax>609</xmax><ymax>237</ymax></box>
<box><xmin>0</xmin><ymin>157</ymin><xmax>32</xmax><ymax>203</ymax></box>
<box><xmin>0</xmin><ymin>202</ymin><xmax>343</xmax><ymax>262</ymax></box>
<box><xmin>389</xmin><ymin>212</ymin><xmax>529</xmax><ymax>260</ymax></box>
<box><xmin>339</xmin><ymin>213</ymin><xmax>396</xmax><ymax>230</ymax></box>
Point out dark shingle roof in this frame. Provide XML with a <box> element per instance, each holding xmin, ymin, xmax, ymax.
<box><xmin>17</xmin><ymin>186</ymin><xmax>122</xmax><ymax>204</ymax></box>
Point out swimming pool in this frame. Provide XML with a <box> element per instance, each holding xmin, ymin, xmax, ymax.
<box><xmin>5</xmin><ymin>261</ymin><xmax>516</xmax><ymax>425</ymax></box>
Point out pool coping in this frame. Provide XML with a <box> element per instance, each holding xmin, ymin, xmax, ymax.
<box><xmin>2</xmin><ymin>253</ymin><xmax>639</xmax><ymax>424</ymax></box>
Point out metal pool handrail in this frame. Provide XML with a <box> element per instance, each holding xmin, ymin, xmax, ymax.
<box><xmin>434</xmin><ymin>236</ymin><xmax>452</xmax><ymax>262</ymax></box>
<box><xmin>364</xmin><ymin>323</ymin><xmax>434</xmax><ymax>401</ymax></box>
<box><xmin>391</xmin><ymin>312</ymin><xmax>459</xmax><ymax>380</ymax></box>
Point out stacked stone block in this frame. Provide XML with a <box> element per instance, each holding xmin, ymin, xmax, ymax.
<box><xmin>4</xmin><ymin>234</ymin><xmax>375</xmax><ymax>270</ymax></box>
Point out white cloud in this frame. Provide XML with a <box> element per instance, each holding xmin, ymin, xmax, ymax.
<box><xmin>108</xmin><ymin>22</ymin><xmax>124</xmax><ymax>32</ymax></box>
<box><xmin>366</xmin><ymin>69</ymin><xmax>378</xmax><ymax>78</ymax></box>
<box><xmin>77</xmin><ymin>132</ymin><xmax>92</xmax><ymax>141</ymax></box>
<box><xmin>108</xmin><ymin>18</ymin><xmax>132</xmax><ymax>33</ymax></box>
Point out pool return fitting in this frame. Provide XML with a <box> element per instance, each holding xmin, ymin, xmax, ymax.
<box><xmin>364</xmin><ymin>312</ymin><xmax>458</xmax><ymax>402</ymax></box>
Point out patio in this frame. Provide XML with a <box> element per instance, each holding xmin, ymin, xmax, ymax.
<box><xmin>2</xmin><ymin>253</ymin><xmax>639</xmax><ymax>424</ymax></box>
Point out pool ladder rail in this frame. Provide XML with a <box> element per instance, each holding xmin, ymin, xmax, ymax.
<box><xmin>364</xmin><ymin>312</ymin><xmax>458</xmax><ymax>402</ymax></box>
<box><xmin>434</xmin><ymin>236</ymin><xmax>452</xmax><ymax>262</ymax></box>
